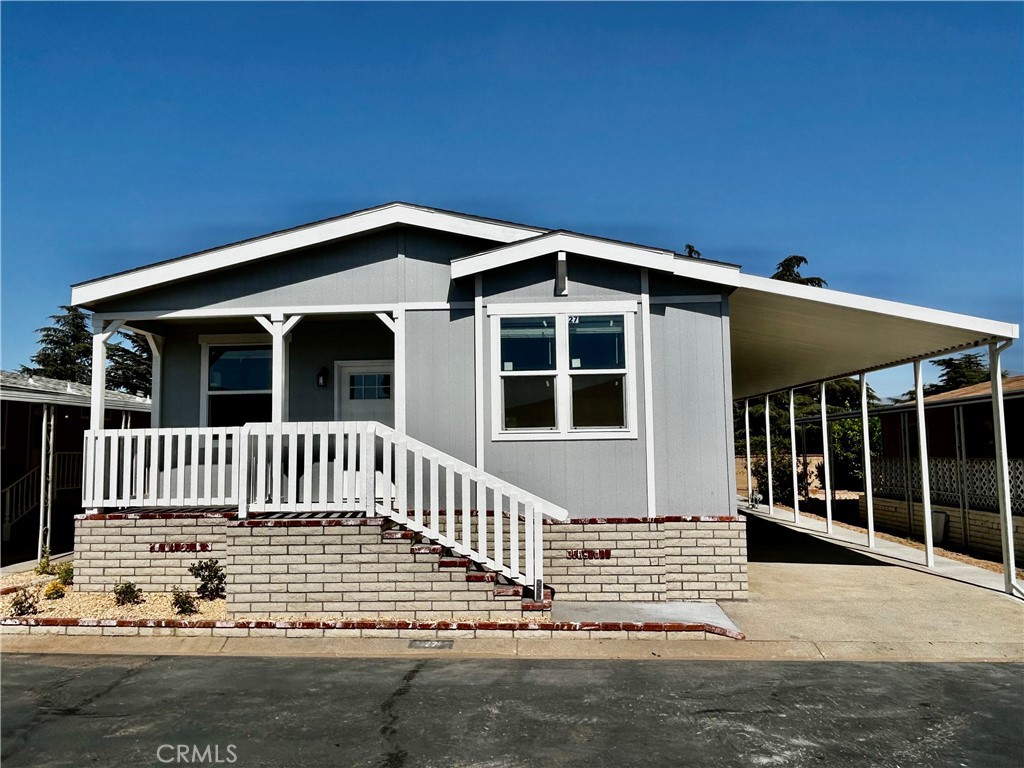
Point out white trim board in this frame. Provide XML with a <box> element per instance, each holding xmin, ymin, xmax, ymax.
<box><xmin>91</xmin><ymin>302</ymin><xmax>475</xmax><ymax>324</ymax></box>
<box><xmin>72</xmin><ymin>203</ymin><xmax>544</xmax><ymax>306</ymax></box>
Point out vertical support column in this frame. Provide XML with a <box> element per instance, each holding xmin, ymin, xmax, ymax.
<box><xmin>44</xmin><ymin>405</ymin><xmax>55</xmax><ymax>553</ymax></box>
<box><xmin>394</xmin><ymin>308</ymin><xmax>406</xmax><ymax>434</ymax></box>
<box><xmin>989</xmin><ymin>341</ymin><xmax>1020</xmax><ymax>596</ymax></box>
<box><xmin>87</xmin><ymin>318</ymin><xmax>122</xmax><ymax>515</ymax></box>
<box><xmin>860</xmin><ymin>373</ymin><xmax>875</xmax><ymax>548</ymax></box>
<box><xmin>744</xmin><ymin>399</ymin><xmax>753</xmax><ymax>505</ymax></box>
<box><xmin>914</xmin><ymin>359</ymin><xmax>935</xmax><ymax>569</ymax></box>
<box><xmin>474</xmin><ymin>276</ymin><xmax>485</xmax><ymax>469</ymax></box>
<box><xmin>36</xmin><ymin>404</ymin><xmax>50</xmax><ymax>560</ymax></box>
<box><xmin>764</xmin><ymin>394</ymin><xmax>774</xmax><ymax>515</ymax></box>
<box><xmin>640</xmin><ymin>269</ymin><xmax>657</xmax><ymax>518</ymax></box>
<box><xmin>820</xmin><ymin>381</ymin><xmax>833</xmax><ymax>534</ymax></box>
<box><xmin>255</xmin><ymin>315</ymin><xmax>303</xmax><ymax>424</ymax></box>
<box><xmin>789</xmin><ymin>389</ymin><xmax>800</xmax><ymax>522</ymax></box>
<box><xmin>143</xmin><ymin>333</ymin><xmax>164</xmax><ymax>428</ymax></box>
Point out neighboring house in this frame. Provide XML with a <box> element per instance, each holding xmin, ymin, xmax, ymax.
<box><xmin>64</xmin><ymin>202</ymin><xmax>1021</xmax><ymax>616</ymax></box>
<box><xmin>0</xmin><ymin>371</ymin><xmax>150</xmax><ymax>566</ymax></box>
<box><xmin>864</xmin><ymin>375</ymin><xmax>1024</xmax><ymax>558</ymax></box>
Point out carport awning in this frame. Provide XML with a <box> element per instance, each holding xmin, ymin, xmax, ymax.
<box><xmin>725</xmin><ymin>275</ymin><xmax>1019</xmax><ymax>400</ymax></box>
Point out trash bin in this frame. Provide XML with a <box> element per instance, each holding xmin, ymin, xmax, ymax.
<box><xmin>931</xmin><ymin>511</ymin><xmax>948</xmax><ymax>546</ymax></box>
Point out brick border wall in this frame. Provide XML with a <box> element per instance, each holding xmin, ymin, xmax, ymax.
<box><xmin>0</xmin><ymin>616</ymin><xmax>743</xmax><ymax>640</ymax></box>
<box><xmin>225</xmin><ymin>518</ymin><xmax>541</xmax><ymax>620</ymax></box>
<box><xmin>73</xmin><ymin>513</ymin><xmax>233</xmax><ymax>592</ymax></box>
<box><xmin>543</xmin><ymin>516</ymin><xmax>747</xmax><ymax>602</ymax></box>
<box><xmin>859</xmin><ymin>498</ymin><xmax>1024</xmax><ymax>560</ymax></box>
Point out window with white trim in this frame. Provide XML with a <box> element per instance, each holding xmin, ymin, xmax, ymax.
<box><xmin>492</xmin><ymin>309</ymin><xmax>637</xmax><ymax>440</ymax></box>
<box><xmin>205</xmin><ymin>344</ymin><xmax>272</xmax><ymax>427</ymax></box>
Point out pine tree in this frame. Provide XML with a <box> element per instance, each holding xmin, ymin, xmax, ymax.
<box><xmin>770</xmin><ymin>255</ymin><xmax>828</xmax><ymax>287</ymax></box>
<box><xmin>21</xmin><ymin>306</ymin><xmax>93</xmax><ymax>384</ymax></box>
<box><xmin>107</xmin><ymin>332</ymin><xmax>153</xmax><ymax>397</ymax></box>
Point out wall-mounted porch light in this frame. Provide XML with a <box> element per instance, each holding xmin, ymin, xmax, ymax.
<box><xmin>317</xmin><ymin>367</ymin><xmax>329</xmax><ymax>388</ymax></box>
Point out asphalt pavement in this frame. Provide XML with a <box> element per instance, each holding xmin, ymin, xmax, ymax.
<box><xmin>2</xmin><ymin>653</ymin><xmax>1022</xmax><ymax>767</ymax></box>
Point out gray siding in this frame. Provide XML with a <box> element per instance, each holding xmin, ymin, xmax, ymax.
<box><xmin>484</xmin><ymin>254</ymin><xmax>642</xmax><ymax>302</ymax></box>
<box><xmin>650</xmin><ymin>300</ymin><xmax>734</xmax><ymax>517</ymax></box>
<box><xmin>404</xmin><ymin>309</ymin><xmax>475</xmax><ymax>464</ymax></box>
<box><xmin>91</xmin><ymin>229</ymin><xmax>487</xmax><ymax>314</ymax></box>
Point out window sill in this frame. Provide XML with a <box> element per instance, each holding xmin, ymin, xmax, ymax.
<box><xmin>491</xmin><ymin>429</ymin><xmax>638</xmax><ymax>442</ymax></box>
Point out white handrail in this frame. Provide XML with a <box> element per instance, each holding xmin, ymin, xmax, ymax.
<box><xmin>2</xmin><ymin>467</ymin><xmax>40</xmax><ymax>538</ymax></box>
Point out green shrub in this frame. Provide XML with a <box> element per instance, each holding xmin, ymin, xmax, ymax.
<box><xmin>43</xmin><ymin>581</ymin><xmax>66</xmax><ymax>600</ymax></box>
<box><xmin>187</xmin><ymin>559</ymin><xmax>226</xmax><ymax>600</ymax></box>
<box><xmin>34</xmin><ymin>547</ymin><xmax>55</xmax><ymax>576</ymax></box>
<box><xmin>10</xmin><ymin>588</ymin><xmax>39</xmax><ymax>616</ymax></box>
<box><xmin>54</xmin><ymin>562</ymin><xmax>74</xmax><ymax>587</ymax></box>
<box><xmin>113</xmin><ymin>581</ymin><xmax>143</xmax><ymax>606</ymax></box>
<box><xmin>171</xmin><ymin>587</ymin><xmax>198</xmax><ymax>616</ymax></box>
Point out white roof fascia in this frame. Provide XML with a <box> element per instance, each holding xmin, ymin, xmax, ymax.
<box><xmin>1</xmin><ymin>388</ymin><xmax>152</xmax><ymax>411</ymax></box>
<box><xmin>72</xmin><ymin>203</ymin><xmax>545</xmax><ymax>306</ymax></box>
<box><xmin>451</xmin><ymin>232</ymin><xmax>734</xmax><ymax>281</ymax></box>
<box><xmin>722</xmin><ymin>271</ymin><xmax>1020</xmax><ymax>341</ymax></box>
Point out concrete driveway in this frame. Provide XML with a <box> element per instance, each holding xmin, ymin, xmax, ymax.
<box><xmin>725</xmin><ymin>515</ymin><xmax>1024</xmax><ymax>659</ymax></box>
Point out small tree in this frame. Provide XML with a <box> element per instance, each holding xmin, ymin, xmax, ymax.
<box><xmin>107</xmin><ymin>332</ymin><xmax>152</xmax><ymax>397</ymax></box>
<box><xmin>770</xmin><ymin>255</ymin><xmax>827</xmax><ymax>288</ymax></box>
<box><xmin>21</xmin><ymin>306</ymin><xmax>92</xmax><ymax>384</ymax></box>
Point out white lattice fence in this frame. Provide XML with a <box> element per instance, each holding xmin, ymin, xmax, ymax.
<box><xmin>872</xmin><ymin>457</ymin><xmax>1023</xmax><ymax>514</ymax></box>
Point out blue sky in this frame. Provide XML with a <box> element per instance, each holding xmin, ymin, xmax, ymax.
<box><xmin>2</xmin><ymin>2</ymin><xmax>1021</xmax><ymax>399</ymax></box>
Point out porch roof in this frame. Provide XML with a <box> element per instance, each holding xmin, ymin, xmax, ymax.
<box><xmin>0</xmin><ymin>370</ymin><xmax>152</xmax><ymax>411</ymax></box>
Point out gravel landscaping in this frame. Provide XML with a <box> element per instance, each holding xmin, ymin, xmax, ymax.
<box><xmin>4</xmin><ymin>586</ymin><xmax>228</xmax><ymax>621</ymax></box>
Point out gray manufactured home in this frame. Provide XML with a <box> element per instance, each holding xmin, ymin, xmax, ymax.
<box><xmin>67</xmin><ymin>202</ymin><xmax>1021</xmax><ymax>618</ymax></box>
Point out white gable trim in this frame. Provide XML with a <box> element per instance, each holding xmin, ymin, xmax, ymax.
<box><xmin>451</xmin><ymin>232</ymin><xmax>702</xmax><ymax>280</ymax></box>
<box><xmin>72</xmin><ymin>203</ymin><xmax>545</xmax><ymax>306</ymax></box>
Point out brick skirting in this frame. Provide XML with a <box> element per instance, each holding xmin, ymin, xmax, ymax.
<box><xmin>544</xmin><ymin>516</ymin><xmax>747</xmax><ymax>602</ymax></box>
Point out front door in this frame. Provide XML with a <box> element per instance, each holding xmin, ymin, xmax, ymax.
<box><xmin>334</xmin><ymin>361</ymin><xmax>395</xmax><ymax>426</ymax></box>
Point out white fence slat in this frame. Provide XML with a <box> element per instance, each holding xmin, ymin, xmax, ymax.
<box><xmin>395</xmin><ymin>438</ymin><xmax>408</xmax><ymax>522</ymax></box>
<box><xmin>493</xmin><ymin>488</ymin><xmax>504</xmax><ymax>571</ymax></box>
<box><xmin>476</xmin><ymin>478</ymin><xmax>487</xmax><ymax>560</ymax></box>
<box><xmin>318</xmin><ymin>430</ymin><xmax>329</xmax><ymax>508</ymax></box>
<box><xmin>345</xmin><ymin>423</ymin><xmax>358</xmax><ymax>509</ymax></box>
<box><xmin>189</xmin><ymin>431</ymin><xmax>200</xmax><ymax>503</ymax></box>
<box><xmin>286</xmin><ymin>423</ymin><xmax>299</xmax><ymax>510</ymax></box>
<box><xmin>429</xmin><ymin>454</ymin><xmax>439</xmax><ymax>534</ymax></box>
<box><xmin>413</xmin><ymin>446</ymin><xmax>423</xmax><ymax>529</ymax></box>
<box><xmin>461</xmin><ymin>473</ymin><xmax>471</xmax><ymax>553</ymax></box>
<box><xmin>509</xmin><ymin>492</ymin><xmax>520</xmax><ymax>579</ymax></box>
<box><xmin>445</xmin><ymin>464</ymin><xmax>455</xmax><ymax>546</ymax></box>
<box><xmin>381</xmin><ymin>431</ymin><xmax>393</xmax><ymax>511</ymax></box>
<box><xmin>301</xmin><ymin>423</ymin><xmax>314</xmax><ymax>511</ymax></box>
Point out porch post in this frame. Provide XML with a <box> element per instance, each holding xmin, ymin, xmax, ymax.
<box><xmin>89</xmin><ymin>319</ymin><xmax>123</xmax><ymax>431</ymax></box>
<box><xmin>36</xmin><ymin>404</ymin><xmax>50</xmax><ymax>560</ymax></box>
<box><xmin>988</xmin><ymin>341</ymin><xmax>1020</xmax><ymax>596</ymax></box>
<box><xmin>255</xmin><ymin>315</ymin><xmax>303</xmax><ymax>423</ymax></box>
<box><xmin>141</xmin><ymin>332</ymin><xmax>164</xmax><ymax>428</ymax></box>
<box><xmin>789</xmin><ymin>389</ymin><xmax>800</xmax><ymax>522</ymax></box>
<box><xmin>914</xmin><ymin>359</ymin><xmax>935</xmax><ymax>569</ymax></box>
<box><xmin>861</xmin><ymin>373</ymin><xmax>875</xmax><ymax>548</ymax></box>
<box><xmin>820</xmin><ymin>381</ymin><xmax>833</xmax><ymax>534</ymax></box>
<box><xmin>744</xmin><ymin>399</ymin><xmax>753</xmax><ymax>505</ymax></box>
<box><xmin>764</xmin><ymin>394</ymin><xmax>774</xmax><ymax>515</ymax></box>
<box><xmin>394</xmin><ymin>308</ymin><xmax>406</xmax><ymax>433</ymax></box>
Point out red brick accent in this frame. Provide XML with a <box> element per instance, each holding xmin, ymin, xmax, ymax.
<box><xmin>382</xmin><ymin>530</ymin><xmax>416</xmax><ymax>540</ymax></box>
<box><xmin>80</xmin><ymin>511</ymin><xmax>237</xmax><ymax>521</ymax></box>
<box><xmin>465</xmin><ymin>572</ymin><xmax>497</xmax><ymax>583</ymax></box>
<box><xmin>438</xmin><ymin>558</ymin><xmax>470</xmax><ymax>569</ymax></box>
<box><xmin>229</xmin><ymin>518</ymin><xmax>385</xmax><ymax>528</ymax></box>
<box><xmin>545</xmin><ymin>515</ymin><xmax>743</xmax><ymax>525</ymax></box>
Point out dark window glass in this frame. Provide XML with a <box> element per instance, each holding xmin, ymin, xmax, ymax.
<box><xmin>208</xmin><ymin>393</ymin><xmax>272</xmax><ymax>428</ymax></box>
<box><xmin>208</xmin><ymin>346</ymin><xmax>272</xmax><ymax>391</ymax></box>
<box><xmin>500</xmin><ymin>317</ymin><xmax>555</xmax><ymax>371</ymax></box>
<box><xmin>571</xmin><ymin>374</ymin><xmax>626</xmax><ymax>428</ymax></box>
<box><xmin>568</xmin><ymin>315</ymin><xmax>624</xmax><ymax>370</ymax></box>
<box><xmin>350</xmin><ymin>373</ymin><xmax>391</xmax><ymax>400</ymax></box>
<box><xmin>503</xmin><ymin>376</ymin><xmax>556</xmax><ymax>429</ymax></box>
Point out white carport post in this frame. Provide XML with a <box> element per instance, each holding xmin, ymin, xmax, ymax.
<box><xmin>764</xmin><ymin>394</ymin><xmax>774</xmax><ymax>515</ymax></box>
<box><xmin>255</xmin><ymin>314</ymin><xmax>303</xmax><ymax>423</ymax></box>
<box><xmin>914</xmin><ymin>360</ymin><xmax>935</xmax><ymax>569</ymax></box>
<box><xmin>989</xmin><ymin>341</ymin><xmax>1020</xmax><ymax>596</ymax></box>
<box><xmin>789</xmin><ymin>389</ymin><xmax>799</xmax><ymax>523</ymax></box>
<box><xmin>860</xmin><ymin>373</ymin><xmax>875</xmax><ymax>549</ymax></box>
<box><xmin>819</xmin><ymin>381</ymin><xmax>833</xmax><ymax>534</ymax></box>
<box><xmin>744</xmin><ymin>399</ymin><xmax>753</xmax><ymax>505</ymax></box>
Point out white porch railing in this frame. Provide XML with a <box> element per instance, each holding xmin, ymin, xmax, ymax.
<box><xmin>83</xmin><ymin>427</ymin><xmax>245</xmax><ymax>508</ymax></box>
<box><xmin>83</xmin><ymin>422</ymin><xmax>568</xmax><ymax>592</ymax></box>
<box><xmin>2</xmin><ymin>467</ymin><xmax>40</xmax><ymax>541</ymax></box>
